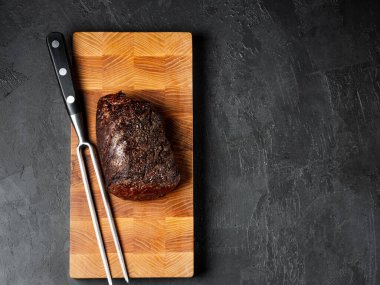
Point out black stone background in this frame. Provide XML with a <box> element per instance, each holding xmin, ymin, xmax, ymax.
<box><xmin>1</xmin><ymin>0</ymin><xmax>380</xmax><ymax>284</ymax></box>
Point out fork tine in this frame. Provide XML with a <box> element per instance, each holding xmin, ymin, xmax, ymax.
<box><xmin>77</xmin><ymin>145</ymin><xmax>113</xmax><ymax>285</ymax></box>
<box><xmin>87</xmin><ymin>143</ymin><xmax>130</xmax><ymax>283</ymax></box>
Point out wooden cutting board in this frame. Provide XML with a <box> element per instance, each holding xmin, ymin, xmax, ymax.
<box><xmin>70</xmin><ymin>32</ymin><xmax>193</xmax><ymax>278</ymax></box>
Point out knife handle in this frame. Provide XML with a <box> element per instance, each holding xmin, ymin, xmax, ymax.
<box><xmin>46</xmin><ymin>32</ymin><xmax>81</xmax><ymax>116</ymax></box>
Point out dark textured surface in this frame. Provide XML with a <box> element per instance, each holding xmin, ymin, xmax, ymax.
<box><xmin>0</xmin><ymin>0</ymin><xmax>380</xmax><ymax>284</ymax></box>
<box><xmin>96</xmin><ymin>92</ymin><xmax>180</xmax><ymax>200</ymax></box>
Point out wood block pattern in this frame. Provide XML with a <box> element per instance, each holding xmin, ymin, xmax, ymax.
<box><xmin>70</xmin><ymin>32</ymin><xmax>193</xmax><ymax>278</ymax></box>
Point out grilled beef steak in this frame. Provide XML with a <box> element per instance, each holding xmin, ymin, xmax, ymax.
<box><xmin>96</xmin><ymin>92</ymin><xmax>180</xmax><ymax>200</ymax></box>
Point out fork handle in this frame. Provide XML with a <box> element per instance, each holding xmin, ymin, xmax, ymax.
<box><xmin>46</xmin><ymin>32</ymin><xmax>87</xmax><ymax>142</ymax></box>
<box><xmin>46</xmin><ymin>32</ymin><xmax>81</xmax><ymax>116</ymax></box>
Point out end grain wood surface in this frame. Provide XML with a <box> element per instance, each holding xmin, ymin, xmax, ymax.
<box><xmin>69</xmin><ymin>32</ymin><xmax>193</xmax><ymax>278</ymax></box>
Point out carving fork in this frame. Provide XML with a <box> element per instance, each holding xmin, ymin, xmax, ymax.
<box><xmin>46</xmin><ymin>32</ymin><xmax>129</xmax><ymax>284</ymax></box>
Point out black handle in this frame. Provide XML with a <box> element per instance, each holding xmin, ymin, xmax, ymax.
<box><xmin>46</xmin><ymin>32</ymin><xmax>81</xmax><ymax>116</ymax></box>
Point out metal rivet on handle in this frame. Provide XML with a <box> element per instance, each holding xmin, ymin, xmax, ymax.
<box><xmin>59</xmin><ymin>68</ymin><xmax>67</xmax><ymax>76</ymax></box>
<box><xmin>51</xmin><ymin>40</ymin><xmax>59</xmax><ymax>48</ymax></box>
<box><xmin>66</xmin><ymin>95</ymin><xmax>75</xmax><ymax>104</ymax></box>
